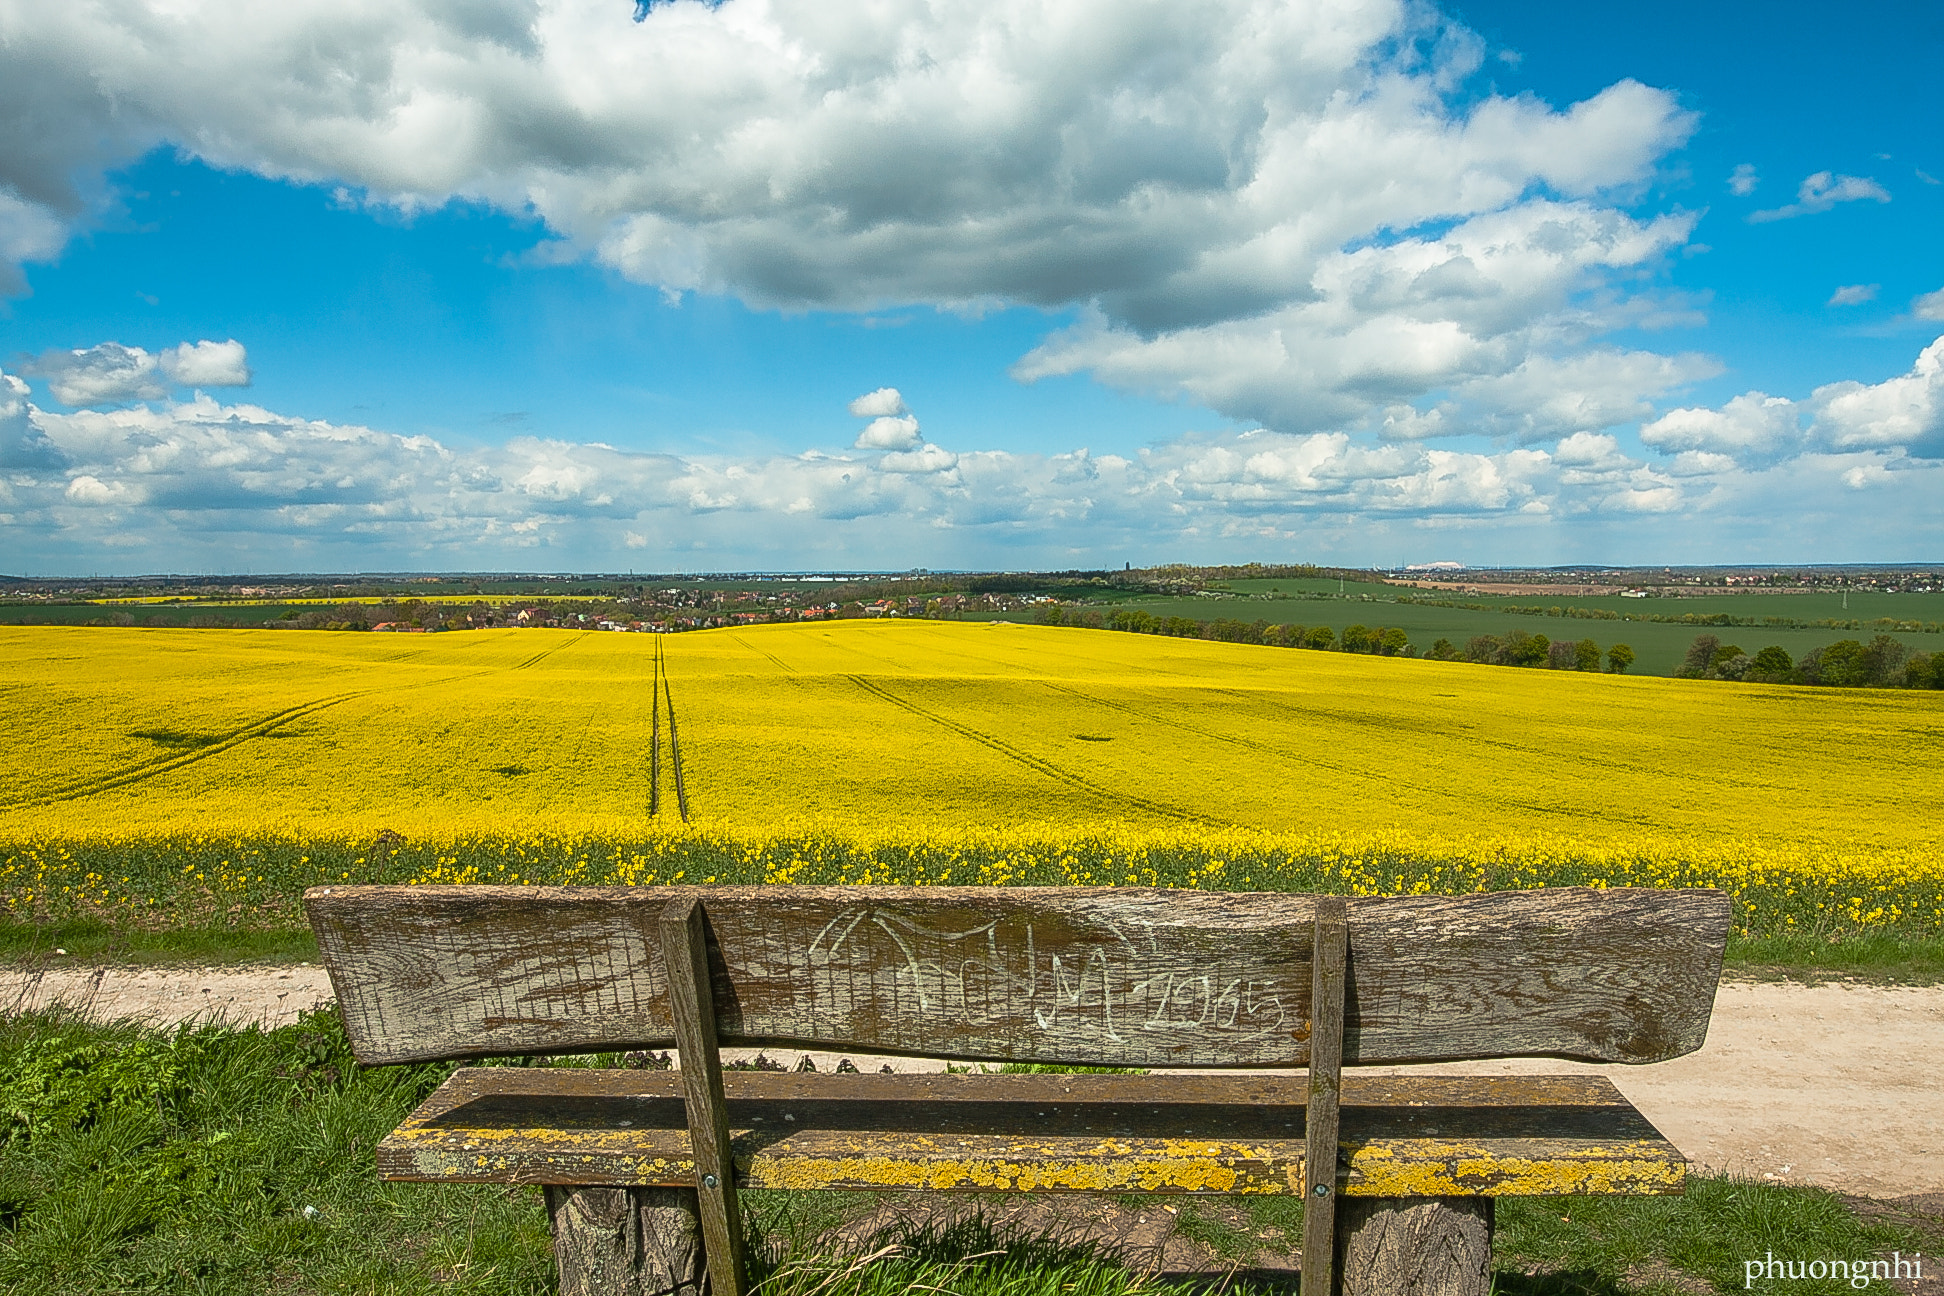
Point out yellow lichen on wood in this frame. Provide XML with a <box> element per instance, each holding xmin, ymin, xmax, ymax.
<box><xmin>744</xmin><ymin>1151</ymin><xmax>1257</xmax><ymax>1193</ymax></box>
<box><xmin>1343</xmin><ymin>1141</ymin><xmax>1686</xmax><ymax>1197</ymax></box>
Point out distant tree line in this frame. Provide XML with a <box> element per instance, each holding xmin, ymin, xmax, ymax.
<box><xmin>1040</xmin><ymin>604</ymin><xmax>1635</xmax><ymax>673</ymax></box>
<box><xmin>1428</xmin><ymin>631</ymin><xmax>1634</xmax><ymax>673</ymax></box>
<box><xmin>1675</xmin><ymin>634</ymin><xmax>1943</xmax><ymax>689</ymax></box>
<box><xmin>1397</xmin><ymin>593</ymin><xmax>1941</xmax><ymax>635</ymax></box>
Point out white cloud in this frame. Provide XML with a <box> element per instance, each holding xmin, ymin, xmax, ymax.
<box><xmin>159</xmin><ymin>339</ymin><xmax>252</xmax><ymax>388</ymax></box>
<box><xmin>1727</xmin><ymin>163</ymin><xmax>1758</xmax><ymax>196</ymax></box>
<box><xmin>1749</xmin><ymin>171</ymin><xmax>1891</xmax><ymax>223</ymax></box>
<box><xmin>0</xmin><ymin>192</ymin><xmax>68</xmax><ymax>295</ymax></box>
<box><xmin>0</xmin><ymin>0</ymin><xmax>1706</xmax><ymax>444</ymax></box>
<box><xmin>1827</xmin><ymin>284</ymin><xmax>1879</xmax><ymax>307</ymax></box>
<box><xmin>5</xmin><ymin>371</ymin><xmax>1942</xmax><ymax>569</ymax></box>
<box><xmin>854</xmin><ymin>415</ymin><xmax>923</xmax><ymax>451</ymax></box>
<box><xmin>1015</xmin><ymin>201</ymin><xmax>1702</xmax><ymax>435</ymax></box>
<box><xmin>28</xmin><ymin>339</ymin><xmax>254</xmax><ymax>406</ymax></box>
<box><xmin>1809</xmin><ymin>336</ymin><xmax>1944</xmax><ymax>456</ymax></box>
<box><xmin>1457</xmin><ymin>348</ymin><xmax>1719</xmax><ymax>444</ymax></box>
<box><xmin>1641</xmin><ymin>392</ymin><xmax>1805</xmax><ymax>467</ymax></box>
<box><xmin>33</xmin><ymin>343</ymin><xmax>171</xmax><ymax>406</ymax></box>
<box><xmin>878</xmin><ymin>443</ymin><xmax>959</xmax><ymax>474</ymax></box>
<box><xmin>64</xmin><ymin>474</ymin><xmax>135</xmax><ymax>505</ymax></box>
<box><xmin>1639</xmin><ymin>336</ymin><xmax>1944</xmax><ymax>467</ymax></box>
<box><xmin>847</xmin><ymin>388</ymin><xmax>908</xmax><ymax>419</ymax></box>
<box><xmin>1913</xmin><ymin>287</ymin><xmax>1944</xmax><ymax>322</ymax></box>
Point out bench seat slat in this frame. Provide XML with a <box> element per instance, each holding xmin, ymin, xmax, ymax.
<box><xmin>376</xmin><ymin>1070</ymin><xmax>1686</xmax><ymax>1198</ymax></box>
<box><xmin>308</xmin><ymin>885</ymin><xmax>1730</xmax><ymax>1068</ymax></box>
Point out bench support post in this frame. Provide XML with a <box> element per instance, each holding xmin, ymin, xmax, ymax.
<box><xmin>1336</xmin><ymin>1197</ymin><xmax>1493</xmax><ymax>1296</ymax></box>
<box><xmin>1302</xmin><ymin>896</ymin><xmax>1348</xmax><ymax>1296</ymax></box>
<box><xmin>547</xmin><ymin>1185</ymin><xmax>705</xmax><ymax>1296</ymax></box>
<box><xmin>661</xmin><ymin>898</ymin><xmax>749</xmax><ymax>1296</ymax></box>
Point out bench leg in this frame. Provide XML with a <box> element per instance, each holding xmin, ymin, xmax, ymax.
<box><xmin>546</xmin><ymin>1185</ymin><xmax>705</xmax><ymax>1296</ymax></box>
<box><xmin>1334</xmin><ymin>1197</ymin><xmax>1492</xmax><ymax>1296</ymax></box>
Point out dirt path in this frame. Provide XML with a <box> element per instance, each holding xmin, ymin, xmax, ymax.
<box><xmin>5</xmin><ymin>968</ymin><xmax>1938</xmax><ymax>1197</ymax></box>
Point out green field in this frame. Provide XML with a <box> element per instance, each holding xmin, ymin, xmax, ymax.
<box><xmin>1012</xmin><ymin>578</ymin><xmax>1944</xmax><ymax>676</ymax></box>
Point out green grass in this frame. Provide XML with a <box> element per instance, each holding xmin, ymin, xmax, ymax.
<box><xmin>0</xmin><ymin>1010</ymin><xmax>1934</xmax><ymax>1294</ymax></box>
<box><xmin>0</xmin><ymin>1006</ymin><xmax>553</xmax><ymax>1293</ymax></box>
<box><xmin>1489</xmin><ymin>1179</ymin><xmax>1937</xmax><ymax>1294</ymax></box>
<box><xmin>1723</xmin><ymin>931</ymin><xmax>1944</xmax><ymax>985</ymax></box>
<box><xmin>0</xmin><ymin>919</ymin><xmax>320</xmax><ymax>968</ymax></box>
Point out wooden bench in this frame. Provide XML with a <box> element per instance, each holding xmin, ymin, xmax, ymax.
<box><xmin>306</xmin><ymin>884</ymin><xmax>1730</xmax><ymax>1296</ymax></box>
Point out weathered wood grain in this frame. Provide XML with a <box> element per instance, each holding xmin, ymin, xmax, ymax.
<box><xmin>545</xmin><ymin>1185</ymin><xmax>703</xmax><ymax>1296</ymax></box>
<box><xmin>375</xmin><ymin>1070</ymin><xmax>1687</xmax><ymax>1198</ymax></box>
<box><xmin>306</xmin><ymin>885</ymin><xmax>1728</xmax><ymax>1068</ymax></box>
<box><xmin>660</xmin><ymin>899</ymin><xmax>746</xmax><ymax>1296</ymax></box>
<box><xmin>1303</xmin><ymin>897</ymin><xmax>1347</xmax><ymax>1296</ymax></box>
<box><xmin>1337</xmin><ymin>1198</ymin><xmax>1493</xmax><ymax>1296</ymax></box>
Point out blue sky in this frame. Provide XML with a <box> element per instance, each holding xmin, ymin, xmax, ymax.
<box><xmin>1</xmin><ymin>0</ymin><xmax>1939</xmax><ymax>575</ymax></box>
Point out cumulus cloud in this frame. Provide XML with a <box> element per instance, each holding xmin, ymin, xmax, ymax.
<box><xmin>1018</xmin><ymin>201</ymin><xmax>1703</xmax><ymax>435</ymax></box>
<box><xmin>0</xmin><ymin>0</ymin><xmax>1706</xmax><ymax>442</ymax></box>
<box><xmin>1727</xmin><ymin>163</ymin><xmax>1759</xmax><ymax>196</ymax></box>
<box><xmin>879</xmin><ymin>443</ymin><xmax>959</xmax><ymax>474</ymax></box>
<box><xmin>1749</xmin><ymin>171</ymin><xmax>1892</xmax><ymax>223</ymax></box>
<box><xmin>160</xmin><ymin>339</ymin><xmax>252</xmax><ymax>387</ymax></box>
<box><xmin>1641</xmin><ymin>392</ymin><xmax>1804</xmax><ymax>467</ymax></box>
<box><xmin>0</xmin><ymin>374</ymin><xmax>1693</xmax><ymax>557</ymax></box>
<box><xmin>0</xmin><ymin>370</ymin><xmax>64</xmax><ymax>468</ymax></box>
<box><xmin>4</xmin><ymin>372</ymin><xmax>1941</xmax><ymax>568</ymax></box>
<box><xmin>1639</xmin><ymin>336</ymin><xmax>1944</xmax><ymax>468</ymax></box>
<box><xmin>854</xmin><ymin>415</ymin><xmax>923</xmax><ymax>451</ymax></box>
<box><xmin>847</xmin><ymin>388</ymin><xmax>909</xmax><ymax>419</ymax></box>
<box><xmin>1810</xmin><ymin>337</ymin><xmax>1944</xmax><ymax>456</ymax></box>
<box><xmin>27</xmin><ymin>339</ymin><xmax>252</xmax><ymax>406</ymax></box>
<box><xmin>1913</xmin><ymin>287</ymin><xmax>1944</xmax><ymax>322</ymax></box>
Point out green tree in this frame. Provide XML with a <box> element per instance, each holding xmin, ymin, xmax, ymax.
<box><xmin>1501</xmin><ymin>631</ymin><xmax>1549</xmax><ymax>667</ymax></box>
<box><xmin>1378</xmin><ymin>626</ymin><xmax>1410</xmax><ymax>656</ymax></box>
<box><xmin>1861</xmin><ymin>634</ymin><xmax>1909</xmax><ymax>687</ymax></box>
<box><xmin>1572</xmin><ymin>638</ymin><xmax>1601</xmax><ymax>672</ymax></box>
<box><xmin>1606</xmin><ymin>643</ymin><xmax>1635</xmax><ymax>674</ymax></box>
<box><xmin>1747</xmin><ymin>645</ymin><xmax>1795</xmax><ymax>684</ymax></box>
<box><xmin>1801</xmin><ymin>639</ymin><xmax>1869</xmax><ymax>687</ymax></box>
<box><xmin>1304</xmin><ymin>625</ymin><xmax>1337</xmax><ymax>650</ymax></box>
<box><xmin>1464</xmin><ymin>634</ymin><xmax>1501</xmax><ymax>663</ymax></box>
<box><xmin>1341</xmin><ymin>624</ymin><xmax>1375</xmax><ymax>653</ymax></box>
<box><xmin>1427</xmin><ymin>638</ymin><xmax>1459</xmax><ymax>661</ymax></box>
<box><xmin>1677</xmin><ymin>634</ymin><xmax>1720</xmax><ymax>679</ymax></box>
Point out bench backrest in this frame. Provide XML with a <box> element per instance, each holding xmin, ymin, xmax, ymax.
<box><xmin>306</xmin><ymin>884</ymin><xmax>1729</xmax><ymax>1068</ymax></box>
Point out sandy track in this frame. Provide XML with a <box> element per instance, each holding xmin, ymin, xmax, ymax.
<box><xmin>5</xmin><ymin>968</ymin><xmax>1938</xmax><ymax>1198</ymax></box>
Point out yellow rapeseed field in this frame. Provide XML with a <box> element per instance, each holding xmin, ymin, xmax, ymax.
<box><xmin>2</xmin><ymin>621</ymin><xmax>1939</xmax><ymax>939</ymax></box>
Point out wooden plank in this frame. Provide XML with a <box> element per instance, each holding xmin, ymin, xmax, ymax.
<box><xmin>307</xmin><ymin>885</ymin><xmax>1730</xmax><ymax>1067</ymax></box>
<box><xmin>375</xmin><ymin>1069</ymin><xmax>1688</xmax><ymax>1198</ymax></box>
<box><xmin>660</xmin><ymin>899</ymin><xmax>746</xmax><ymax>1296</ymax></box>
<box><xmin>1302</xmin><ymin>897</ymin><xmax>1347</xmax><ymax>1296</ymax></box>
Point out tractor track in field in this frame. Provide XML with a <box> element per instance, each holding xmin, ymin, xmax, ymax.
<box><xmin>842</xmin><ymin>674</ymin><xmax>1212</xmax><ymax>825</ymax></box>
<box><xmin>727</xmin><ymin>632</ymin><xmax>799</xmax><ymax>677</ymax></box>
<box><xmin>656</xmin><ymin>636</ymin><xmax>690</xmax><ymax>822</ymax></box>
<box><xmin>0</xmin><ymin>691</ymin><xmax>375</xmax><ymax>811</ymax></box>
<box><xmin>2</xmin><ymin>637</ymin><xmax>590</xmax><ymax>813</ymax></box>
<box><xmin>1039</xmin><ymin>680</ymin><xmax>1668</xmax><ymax>828</ymax></box>
<box><xmin>511</xmin><ymin>631</ymin><xmax>590</xmax><ymax>671</ymax></box>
